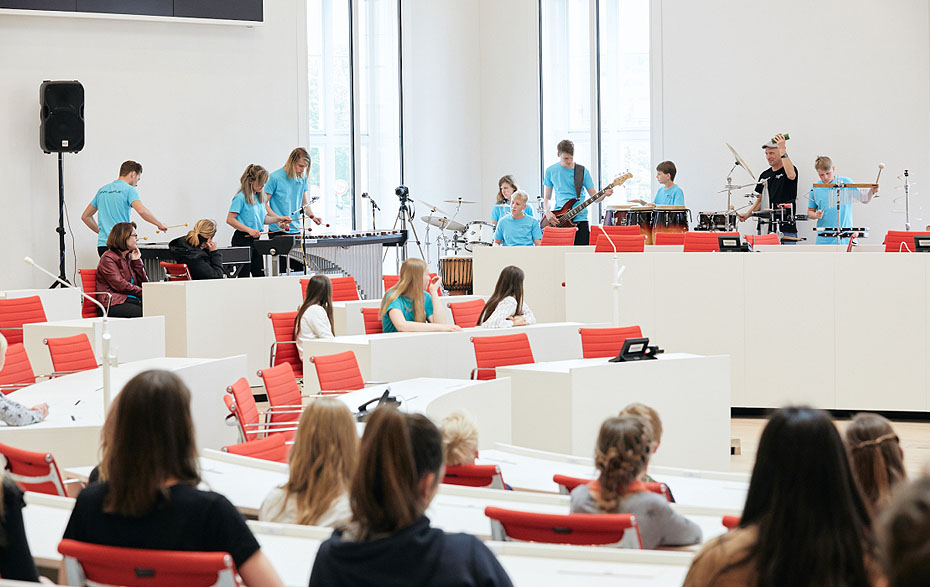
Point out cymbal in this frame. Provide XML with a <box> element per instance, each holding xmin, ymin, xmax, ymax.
<box><xmin>726</xmin><ymin>142</ymin><xmax>756</xmax><ymax>180</ymax></box>
<box><xmin>443</xmin><ymin>198</ymin><xmax>477</xmax><ymax>205</ymax></box>
<box><xmin>421</xmin><ymin>216</ymin><xmax>466</xmax><ymax>232</ymax></box>
<box><xmin>420</xmin><ymin>200</ymin><xmax>449</xmax><ymax>215</ymax></box>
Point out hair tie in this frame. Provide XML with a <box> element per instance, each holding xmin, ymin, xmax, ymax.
<box><xmin>852</xmin><ymin>432</ymin><xmax>898</xmax><ymax>450</ymax></box>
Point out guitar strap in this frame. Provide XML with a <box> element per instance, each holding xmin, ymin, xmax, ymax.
<box><xmin>573</xmin><ymin>165</ymin><xmax>585</xmax><ymax>200</ymax></box>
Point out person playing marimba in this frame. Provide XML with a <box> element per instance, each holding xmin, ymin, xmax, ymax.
<box><xmin>807</xmin><ymin>156</ymin><xmax>877</xmax><ymax>245</ymax></box>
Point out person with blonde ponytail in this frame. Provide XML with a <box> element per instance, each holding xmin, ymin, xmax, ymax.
<box><xmin>378</xmin><ymin>258</ymin><xmax>461</xmax><ymax>333</ymax></box>
<box><xmin>441</xmin><ymin>411</ymin><xmax>478</xmax><ymax>466</ymax></box>
<box><xmin>845</xmin><ymin>413</ymin><xmax>906</xmax><ymax>513</ymax></box>
<box><xmin>259</xmin><ymin>399</ymin><xmax>357</xmax><ymax>526</ymax></box>
<box><xmin>227</xmin><ymin>163</ymin><xmax>290</xmax><ymax>277</ymax></box>
<box><xmin>571</xmin><ymin>415</ymin><xmax>701</xmax><ymax>549</ymax></box>
<box><xmin>168</xmin><ymin>219</ymin><xmax>225</xmax><ymax>280</ymax></box>
<box><xmin>265</xmin><ymin>148</ymin><xmax>321</xmax><ymax>236</ymax></box>
<box><xmin>309</xmin><ymin>407</ymin><xmax>512</xmax><ymax>586</ymax></box>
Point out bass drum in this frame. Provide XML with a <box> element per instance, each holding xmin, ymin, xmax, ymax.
<box><xmin>464</xmin><ymin>221</ymin><xmax>495</xmax><ymax>252</ymax></box>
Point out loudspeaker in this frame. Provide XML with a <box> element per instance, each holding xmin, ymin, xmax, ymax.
<box><xmin>40</xmin><ymin>80</ymin><xmax>84</xmax><ymax>153</ymax></box>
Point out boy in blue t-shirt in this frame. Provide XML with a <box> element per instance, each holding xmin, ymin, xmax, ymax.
<box><xmin>542</xmin><ymin>139</ymin><xmax>613</xmax><ymax>245</ymax></box>
<box><xmin>494</xmin><ymin>191</ymin><xmax>542</xmax><ymax>246</ymax></box>
<box><xmin>807</xmin><ymin>155</ymin><xmax>877</xmax><ymax>245</ymax></box>
<box><xmin>652</xmin><ymin>161</ymin><xmax>685</xmax><ymax>207</ymax></box>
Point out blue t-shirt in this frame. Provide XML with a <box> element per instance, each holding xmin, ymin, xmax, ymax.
<box><xmin>491</xmin><ymin>202</ymin><xmax>534</xmax><ymax>223</ymax></box>
<box><xmin>808</xmin><ymin>175</ymin><xmax>857</xmax><ymax>244</ymax></box>
<box><xmin>653</xmin><ymin>185</ymin><xmax>685</xmax><ymax>206</ymax></box>
<box><xmin>543</xmin><ymin>163</ymin><xmax>594</xmax><ymax>222</ymax></box>
<box><xmin>229</xmin><ymin>191</ymin><xmax>266</xmax><ymax>232</ymax></box>
<box><xmin>264</xmin><ymin>168</ymin><xmax>308</xmax><ymax>234</ymax></box>
<box><xmin>494</xmin><ymin>214</ymin><xmax>542</xmax><ymax>246</ymax></box>
<box><xmin>90</xmin><ymin>180</ymin><xmax>140</xmax><ymax>246</ymax></box>
<box><xmin>382</xmin><ymin>293</ymin><xmax>434</xmax><ymax>333</ymax></box>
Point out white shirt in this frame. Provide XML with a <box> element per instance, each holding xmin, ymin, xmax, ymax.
<box><xmin>479</xmin><ymin>296</ymin><xmax>537</xmax><ymax>328</ymax></box>
<box><xmin>259</xmin><ymin>486</ymin><xmax>352</xmax><ymax>528</ymax></box>
<box><xmin>296</xmin><ymin>305</ymin><xmax>334</xmax><ymax>359</ymax></box>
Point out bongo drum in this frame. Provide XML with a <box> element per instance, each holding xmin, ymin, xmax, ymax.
<box><xmin>440</xmin><ymin>256</ymin><xmax>473</xmax><ymax>295</ymax></box>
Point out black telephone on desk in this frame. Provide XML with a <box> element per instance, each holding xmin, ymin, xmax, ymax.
<box><xmin>609</xmin><ymin>337</ymin><xmax>664</xmax><ymax>363</ymax></box>
<box><xmin>356</xmin><ymin>389</ymin><xmax>401</xmax><ymax>422</ymax></box>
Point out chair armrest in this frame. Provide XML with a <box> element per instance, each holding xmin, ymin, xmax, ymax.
<box><xmin>469</xmin><ymin>367</ymin><xmax>497</xmax><ymax>380</ymax></box>
<box><xmin>84</xmin><ymin>291</ymin><xmax>113</xmax><ymax>312</ymax></box>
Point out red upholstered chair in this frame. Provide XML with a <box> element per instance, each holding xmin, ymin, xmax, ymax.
<box><xmin>267</xmin><ymin>311</ymin><xmax>303</xmax><ymax>378</ymax></box>
<box><xmin>552</xmin><ymin>474</ymin><xmax>672</xmax><ymax>502</ymax></box>
<box><xmin>579</xmin><ymin>326</ymin><xmax>643</xmax><ymax>359</ymax></box>
<box><xmin>0</xmin><ymin>343</ymin><xmax>38</xmax><ymax>394</ymax></box>
<box><xmin>744</xmin><ymin>233</ymin><xmax>780</xmax><ymax>246</ymax></box>
<box><xmin>653</xmin><ymin>232</ymin><xmax>686</xmax><ymax>245</ymax></box>
<box><xmin>43</xmin><ymin>334</ymin><xmax>98</xmax><ymax>377</ymax></box>
<box><xmin>448</xmin><ymin>298</ymin><xmax>486</xmax><ymax>328</ymax></box>
<box><xmin>0</xmin><ymin>442</ymin><xmax>69</xmax><ymax>496</ymax></box>
<box><xmin>310</xmin><ymin>350</ymin><xmax>365</xmax><ymax>394</ymax></box>
<box><xmin>683</xmin><ymin>231</ymin><xmax>740</xmax><ymax>252</ymax></box>
<box><xmin>540</xmin><ymin>226</ymin><xmax>578</xmax><ymax>246</ymax></box>
<box><xmin>77</xmin><ymin>268</ymin><xmax>112</xmax><ymax>318</ymax></box>
<box><xmin>302</xmin><ymin>276</ymin><xmax>360</xmax><ymax>302</ymax></box>
<box><xmin>258</xmin><ymin>363</ymin><xmax>304</xmax><ymax>428</ymax></box>
<box><xmin>884</xmin><ymin>230</ymin><xmax>930</xmax><ymax>252</ymax></box>
<box><xmin>443</xmin><ymin>465</ymin><xmax>506</xmax><ymax>489</ymax></box>
<box><xmin>58</xmin><ymin>539</ymin><xmax>238</xmax><ymax>587</ymax></box>
<box><xmin>223</xmin><ymin>377</ymin><xmax>295</xmax><ymax>443</ymax></box>
<box><xmin>160</xmin><ymin>261</ymin><xmax>192</xmax><ymax>281</ymax></box>
<box><xmin>470</xmin><ymin>333</ymin><xmax>535</xmax><ymax>380</ymax></box>
<box><xmin>222</xmin><ymin>434</ymin><xmax>289</xmax><ymax>464</ymax></box>
<box><xmin>484</xmin><ymin>507</ymin><xmax>643</xmax><ymax>548</ymax></box>
<box><xmin>0</xmin><ymin>295</ymin><xmax>47</xmax><ymax>345</ymax></box>
<box><xmin>722</xmin><ymin>515</ymin><xmax>741</xmax><ymax>530</ymax></box>
<box><xmin>382</xmin><ymin>273</ymin><xmax>442</xmax><ymax>296</ymax></box>
<box><xmin>361</xmin><ymin>307</ymin><xmax>383</xmax><ymax>334</ymax></box>
<box><xmin>590</xmin><ymin>225</ymin><xmax>642</xmax><ymax>247</ymax></box>
<box><xmin>594</xmin><ymin>234</ymin><xmax>646</xmax><ymax>253</ymax></box>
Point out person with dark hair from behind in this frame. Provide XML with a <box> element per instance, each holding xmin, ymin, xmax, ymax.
<box><xmin>570</xmin><ymin>415</ymin><xmax>700</xmax><ymax>549</ymax></box>
<box><xmin>168</xmin><ymin>219</ymin><xmax>225</xmax><ymax>280</ymax></box>
<box><xmin>684</xmin><ymin>406</ymin><xmax>879</xmax><ymax>586</ymax></box>
<box><xmin>294</xmin><ymin>274</ymin><xmax>335</xmax><ymax>360</ymax></box>
<box><xmin>96</xmin><ymin>221</ymin><xmax>147</xmax><ymax>318</ymax></box>
<box><xmin>0</xmin><ymin>469</ymin><xmax>40</xmax><ymax>582</ymax></box>
<box><xmin>308</xmin><ymin>407</ymin><xmax>513</xmax><ymax>587</ymax></box>
<box><xmin>477</xmin><ymin>265</ymin><xmax>536</xmax><ymax>328</ymax></box>
<box><xmin>61</xmin><ymin>370</ymin><xmax>283</xmax><ymax>587</ymax></box>
<box><xmin>845</xmin><ymin>413</ymin><xmax>906</xmax><ymax>514</ymax></box>
<box><xmin>877</xmin><ymin>476</ymin><xmax>930</xmax><ymax>587</ymax></box>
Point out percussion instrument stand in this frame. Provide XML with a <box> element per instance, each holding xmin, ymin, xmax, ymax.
<box><xmin>423</xmin><ymin>211</ymin><xmax>435</xmax><ymax>266</ymax></box>
<box><xmin>904</xmin><ymin>169</ymin><xmax>912</xmax><ymax>230</ymax></box>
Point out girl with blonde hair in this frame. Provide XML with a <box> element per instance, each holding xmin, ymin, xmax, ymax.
<box><xmin>260</xmin><ymin>398</ymin><xmax>358</xmax><ymax>526</ymax></box>
<box><xmin>227</xmin><ymin>163</ymin><xmax>290</xmax><ymax>277</ymax></box>
<box><xmin>845</xmin><ymin>412</ymin><xmax>906</xmax><ymax>512</ymax></box>
<box><xmin>379</xmin><ymin>258</ymin><xmax>461</xmax><ymax>333</ymax></box>
<box><xmin>441</xmin><ymin>412</ymin><xmax>478</xmax><ymax>467</ymax></box>
<box><xmin>168</xmin><ymin>219</ymin><xmax>225</xmax><ymax>280</ymax></box>
<box><xmin>266</xmin><ymin>148</ymin><xmax>322</xmax><ymax>236</ymax></box>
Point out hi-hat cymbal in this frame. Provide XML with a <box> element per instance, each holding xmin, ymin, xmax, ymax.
<box><xmin>421</xmin><ymin>216</ymin><xmax>466</xmax><ymax>232</ymax></box>
<box><xmin>420</xmin><ymin>200</ymin><xmax>449</xmax><ymax>215</ymax></box>
<box><xmin>443</xmin><ymin>198</ymin><xmax>477</xmax><ymax>205</ymax></box>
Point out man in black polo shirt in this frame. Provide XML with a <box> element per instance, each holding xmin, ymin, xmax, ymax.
<box><xmin>738</xmin><ymin>133</ymin><xmax>799</xmax><ymax>240</ymax></box>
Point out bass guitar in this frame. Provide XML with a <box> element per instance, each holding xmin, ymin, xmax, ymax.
<box><xmin>541</xmin><ymin>172</ymin><xmax>633</xmax><ymax>228</ymax></box>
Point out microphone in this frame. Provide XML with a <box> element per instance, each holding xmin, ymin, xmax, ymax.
<box><xmin>24</xmin><ymin>257</ymin><xmax>108</xmax><ymax>317</ymax></box>
<box><xmin>362</xmin><ymin>192</ymin><xmax>381</xmax><ymax>211</ymax></box>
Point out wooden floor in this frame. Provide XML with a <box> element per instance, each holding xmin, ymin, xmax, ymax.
<box><xmin>731</xmin><ymin>416</ymin><xmax>930</xmax><ymax>476</ymax></box>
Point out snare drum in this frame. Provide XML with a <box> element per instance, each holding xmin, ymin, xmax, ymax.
<box><xmin>440</xmin><ymin>256</ymin><xmax>473</xmax><ymax>295</ymax></box>
<box><xmin>696</xmin><ymin>211</ymin><xmax>737</xmax><ymax>231</ymax></box>
<box><xmin>464</xmin><ymin>221</ymin><xmax>495</xmax><ymax>252</ymax></box>
<box><xmin>622</xmin><ymin>207</ymin><xmax>656</xmax><ymax>244</ymax></box>
<box><xmin>652</xmin><ymin>206</ymin><xmax>690</xmax><ymax>238</ymax></box>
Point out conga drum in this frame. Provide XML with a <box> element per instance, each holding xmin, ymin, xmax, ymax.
<box><xmin>440</xmin><ymin>256</ymin><xmax>473</xmax><ymax>295</ymax></box>
<box><xmin>603</xmin><ymin>204</ymin><xmax>633</xmax><ymax>226</ymax></box>
<box><xmin>623</xmin><ymin>207</ymin><xmax>656</xmax><ymax>245</ymax></box>
<box><xmin>652</xmin><ymin>206</ymin><xmax>690</xmax><ymax>239</ymax></box>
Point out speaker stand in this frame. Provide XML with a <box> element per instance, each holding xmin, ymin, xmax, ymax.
<box><xmin>50</xmin><ymin>152</ymin><xmax>70</xmax><ymax>288</ymax></box>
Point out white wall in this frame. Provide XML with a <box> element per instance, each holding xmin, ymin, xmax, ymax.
<box><xmin>0</xmin><ymin>3</ymin><xmax>304</xmax><ymax>289</ymax></box>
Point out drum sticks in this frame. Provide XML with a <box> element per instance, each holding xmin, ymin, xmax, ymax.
<box><xmin>155</xmin><ymin>223</ymin><xmax>188</xmax><ymax>233</ymax></box>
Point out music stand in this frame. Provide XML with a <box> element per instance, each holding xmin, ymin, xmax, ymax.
<box><xmin>253</xmin><ymin>235</ymin><xmax>295</xmax><ymax>277</ymax></box>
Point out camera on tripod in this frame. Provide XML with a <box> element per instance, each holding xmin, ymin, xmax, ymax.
<box><xmin>395</xmin><ymin>185</ymin><xmax>410</xmax><ymax>203</ymax></box>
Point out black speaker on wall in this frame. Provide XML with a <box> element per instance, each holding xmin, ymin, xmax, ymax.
<box><xmin>40</xmin><ymin>80</ymin><xmax>84</xmax><ymax>153</ymax></box>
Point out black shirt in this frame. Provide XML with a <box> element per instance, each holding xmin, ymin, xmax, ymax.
<box><xmin>0</xmin><ymin>478</ymin><xmax>39</xmax><ymax>582</ymax></box>
<box><xmin>62</xmin><ymin>482</ymin><xmax>260</xmax><ymax>568</ymax></box>
<box><xmin>755</xmin><ymin>163</ymin><xmax>799</xmax><ymax>233</ymax></box>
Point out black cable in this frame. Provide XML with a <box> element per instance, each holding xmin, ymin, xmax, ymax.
<box><xmin>62</xmin><ymin>197</ymin><xmax>77</xmax><ymax>284</ymax></box>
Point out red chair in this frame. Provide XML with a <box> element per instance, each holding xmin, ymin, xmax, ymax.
<box><xmin>0</xmin><ymin>343</ymin><xmax>38</xmax><ymax>394</ymax></box>
<box><xmin>590</xmin><ymin>225</ymin><xmax>642</xmax><ymax>247</ymax></box>
<box><xmin>744</xmin><ymin>233</ymin><xmax>780</xmax><ymax>246</ymax></box>
<box><xmin>540</xmin><ymin>226</ymin><xmax>578</xmax><ymax>246</ymax></box>
<box><xmin>160</xmin><ymin>261</ymin><xmax>192</xmax><ymax>281</ymax></box>
<box><xmin>222</xmin><ymin>434</ymin><xmax>289</xmax><ymax>464</ymax></box>
<box><xmin>470</xmin><ymin>333</ymin><xmax>535</xmax><ymax>380</ymax></box>
<box><xmin>302</xmin><ymin>276</ymin><xmax>360</xmax><ymax>302</ymax></box>
<box><xmin>0</xmin><ymin>295</ymin><xmax>47</xmax><ymax>345</ymax></box>
<box><xmin>58</xmin><ymin>539</ymin><xmax>238</xmax><ymax>587</ymax></box>
<box><xmin>443</xmin><ymin>465</ymin><xmax>506</xmax><ymax>489</ymax></box>
<box><xmin>223</xmin><ymin>378</ymin><xmax>295</xmax><ymax>443</ymax></box>
<box><xmin>594</xmin><ymin>234</ymin><xmax>646</xmax><ymax>253</ymax></box>
<box><xmin>257</xmin><ymin>363</ymin><xmax>304</xmax><ymax>428</ymax></box>
<box><xmin>884</xmin><ymin>230</ymin><xmax>930</xmax><ymax>252</ymax></box>
<box><xmin>683</xmin><ymin>231</ymin><xmax>740</xmax><ymax>252</ymax></box>
<box><xmin>552</xmin><ymin>475</ymin><xmax>672</xmax><ymax>502</ymax></box>
<box><xmin>44</xmin><ymin>334</ymin><xmax>98</xmax><ymax>377</ymax></box>
<box><xmin>579</xmin><ymin>326</ymin><xmax>643</xmax><ymax>359</ymax></box>
<box><xmin>310</xmin><ymin>350</ymin><xmax>365</xmax><ymax>394</ymax></box>
<box><xmin>0</xmin><ymin>442</ymin><xmax>69</xmax><ymax>496</ymax></box>
<box><xmin>484</xmin><ymin>507</ymin><xmax>642</xmax><ymax>548</ymax></box>
<box><xmin>383</xmin><ymin>275</ymin><xmax>399</xmax><ymax>292</ymax></box>
<box><xmin>722</xmin><ymin>515</ymin><xmax>741</xmax><ymax>530</ymax></box>
<box><xmin>361</xmin><ymin>307</ymin><xmax>383</xmax><ymax>334</ymax></box>
<box><xmin>448</xmin><ymin>299</ymin><xmax>486</xmax><ymax>328</ymax></box>
<box><xmin>653</xmin><ymin>232</ymin><xmax>686</xmax><ymax>245</ymax></box>
<box><xmin>267</xmin><ymin>311</ymin><xmax>303</xmax><ymax>378</ymax></box>
<box><xmin>77</xmin><ymin>268</ymin><xmax>113</xmax><ymax>318</ymax></box>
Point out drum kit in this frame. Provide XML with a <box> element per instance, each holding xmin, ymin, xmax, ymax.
<box><xmin>420</xmin><ymin>198</ymin><xmax>493</xmax><ymax>294</ymax></box>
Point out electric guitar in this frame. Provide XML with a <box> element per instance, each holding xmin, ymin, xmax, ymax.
<box><xmin>541</xmin><ymin>172</ymin><xmax>633</xmax><ymax>228</ymax></box>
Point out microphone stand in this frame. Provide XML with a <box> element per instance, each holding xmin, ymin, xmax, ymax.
<box><xmin>904</xmin><ymin>169</ymin><xmax>911</xmax><ymax>231</ymax></box>
<box><xmin>601</xmin><ymin>233</ymin><xmax>627</xmax><ymax>327</ymax></box>
<box><xmin>24</xmin><ymin>257</ymin><xmax>114</xmax><ymax>412</ymax></box>
<box><xmin>362</xmin><ymin>193</ymin><xmax>380</xmax><ymax>230</ymax></box>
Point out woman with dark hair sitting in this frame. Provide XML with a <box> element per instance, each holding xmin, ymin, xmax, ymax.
<box><xmin>477</xmin><ymin>265</ymin><xmax>536</xmax><ymax>328</ymax></box>
<box><xmin>96</xmin><ymin>221</ymin><xmax>147</xmax><ymax>318</ymax></box>
<box><xmin>168</xmin><ymin>219</ymin><xmax>225</xmax><ymax>280</ymax></box>
<box><xmin>309</xmin><ymin>407</ymin><xmax>512</xmax><ymax>586</ymax></box>
<box><xmin>684</xmin><ymin>406</ymin><xmax>879</xmax><ymax>586</ymax></box>
<box><xmin>845</xmin><ymin>412</ymin><xmax>906</xmax><ymax>513</ymax></box>
<box><xmin>61</xmin><ymin>370</ymin><xmax>282</xmax><ymax>587</ymax></box>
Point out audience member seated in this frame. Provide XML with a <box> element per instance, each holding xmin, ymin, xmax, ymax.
<box><xmin>845</xmin><ymin>412</ymin><xmax>906</xmax><ymax>514</ymax></box>
<box><xmin>477</xmin><ymin>265</ymin><xmax>536</xmax><ymax>329</ymax></box>
<box><xmin>260</xmin><ymin>398</ymin><xmax>357</xmax><ymax>526</ymax></box>
<box><xmin>379</xmin><ymin>258</ymin><xmax>461</xmax><ymax>334</ymax></box>
<box><xmin>62</xmin><ymin>370</ymin><xmax>283</xmax><ymax>587</ymax></box>
<box><xmin>441</xmin><ymin>411</ymin><xmax>478</xmax><ymax>467</ymax></box>
<box><xmin>309</xmin><ymin>408</ymin><xmax>512</xmax><ymax>586</ymax></box>
<box><xmin>168</xmin><ymin>219</ymin><xmax>225</xmax><ymax>280</ymax></box>
<box><xmin>294</xmin><ymin>274</ymin><xmax>335</xmax><ymax>360</ymax></box>
<box><xmin>877</xmin><ymin>476</ymin><xmax>930</xmax><ymax>587</ymax></box>
<box><xmin>0</xmin><ymin>335</ymin><xmax>48</xmax><ymax>427</ymax></box>
<box><xmin>619</xmin><ymin>403</ymin><xmax>668</xmax><ymax>493</ymax></box>
<box><xmin>0</xmin><ymin>469</ymin><xmax>40</xmax><ymax>581</ymax></box>
<box><xmin>96</xmin><ymin>221</ymin><xmax>146</xmax><ymax>318</ymax></box>
<box><xmin>684</xmin><ymin>406</ymin><xmax>879</xmax><ymax>586</ymax></box>
<box><xmin>570</xmin><ymin>415</ymin><xmax>700</xmax><ymax>549</ymax></box>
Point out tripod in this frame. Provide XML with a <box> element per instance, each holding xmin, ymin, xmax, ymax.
<box><xmin>51</xmin><ymin>153</ymin><xmax>69</xmax><ymax>288</ymax></box>
<box><xmin>387</xmin><ymin>190</ymin><xmax>425</xmax><ymax>265</ymax></box>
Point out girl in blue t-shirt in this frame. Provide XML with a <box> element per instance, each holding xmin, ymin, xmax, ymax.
<box><xmin>378</xmin><ymin>258</ymin><xmax>461</xmax><ymax>333</ymax></box>
<box><xmin>226</xmin><ymin>164</ymin><xmax>290</xmax><ymax>277</ymax></box>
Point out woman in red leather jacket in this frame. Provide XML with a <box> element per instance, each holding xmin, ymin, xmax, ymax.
<box><xmin>96</xmin><ymin>221</ymin><xmax>147</xmax><ymax>318</ymax></box>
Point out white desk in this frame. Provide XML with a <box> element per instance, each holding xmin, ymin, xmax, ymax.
<box><xmin>302</xmin><ymin>322</ymin><xmax>592</xmax><ymax>393</ymax></box>
<box><xmin>0</xmin><ymin>356</ymin><xmax>245</xmax><ymax>470</ymax></box>
<box><xmin>22</xmin><ymin>316</ymin><xmax>166</xmax><ymax>378</ymax></box>
<box><xmin>496</xmin><ymin>354</ymin><xmax>731</xmax><ymax>472</ymax></box>
<box><xmin>143</xmin><ymin>276</ymin><xmax>305</xmax><ymax>385</ymax></box>
<box><xmin>332</xmin><ymin>295</ymin><xmax>487</xmax><ymax>336</ymax></box>
<box><xmin>0</xmin><ymin>288</ymin><xmax>81</xmax><ymax>322</ymax></box>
